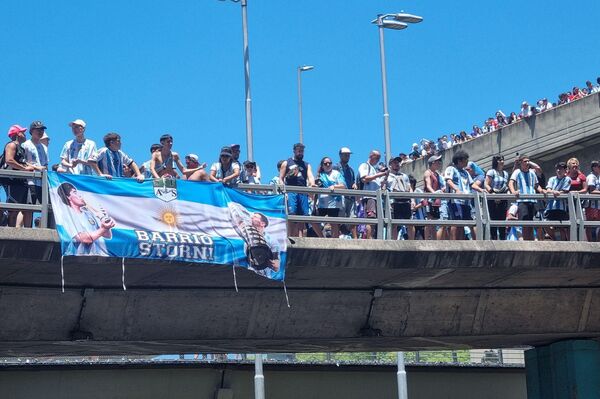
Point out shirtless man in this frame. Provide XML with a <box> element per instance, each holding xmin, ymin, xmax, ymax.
<box><xmin>150</xmin><ymin>134</ymin><xmax>186</xmax><ymax>178</ymax></box>
<box><xmin>183</xmin><ymin>154</ymin><xmax>209</xmax><ymax>181</ymax></box>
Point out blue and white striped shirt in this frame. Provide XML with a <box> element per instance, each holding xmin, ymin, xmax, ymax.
<box><xmin>545</xmin><ymin>176</ymin><xmax>571</xmax><ymax>211</ymax></box>
<box><xmin>444</xmin><ymin>165</ymin><xmax>473</xmax><ymax>205</ymax></box>
<box><xmin>510</xmin><ymin>169</ymin><xmax>539</xmax><ymax>203</ymax></box>
<box><xmin>485</xmin><ymin>169</ymin><xmax>508</xmax><ymax>192</ymax></box>
<box><xmin>96</xmin><ymin>148</ymin><xmax>133</xmax><ymax>177</ymax></box>
<box><xmin>587</xmin><ymin>173</ymin><xmax>600</xmax><ymax>209</ymax></box>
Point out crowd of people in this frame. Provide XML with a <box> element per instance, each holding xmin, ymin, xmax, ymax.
<box><xmin>3</xmin><ymin>92</ymin><xmax>600</xmax><ymax>242</ymax></box>
<box><xmin>402</xmin><ymin>77</ymin><xmax>600</xmax><ymax>163</ymax></box>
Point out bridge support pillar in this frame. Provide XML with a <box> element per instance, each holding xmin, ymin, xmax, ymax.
<box><xmin>525</xmin><ymin>340</ymin><xmax>600</xmax><ymax>399</ymax></box>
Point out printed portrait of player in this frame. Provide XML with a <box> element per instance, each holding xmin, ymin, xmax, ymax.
<box><xmin>228</xmin><ymin>203</ymin><xmax>280</xmax><ymax>277</ymax></box>
<box><xmin>56</xmin><ymin>182</ymin><xmax>115</xmax><ymax>256</ymax></box>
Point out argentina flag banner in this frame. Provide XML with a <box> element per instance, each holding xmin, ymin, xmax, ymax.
<box><xmin>47</xmin><ymin>172</ymin><xmax>287</xmax><ymax>281</ymax></box>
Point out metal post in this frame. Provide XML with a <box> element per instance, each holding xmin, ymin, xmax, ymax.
<box><xmin>568</xmin><ymin>193</ymin><xmax>578</xmax><ymax>241</ymax></box>
<box><xmin>240</xmin><ymin>0</ymin><xmax>254</xmax><ymax>161</ymax></box>
<box><xmin>297</xmin><ymin>67</ymin><xmax>304</xmax><ymax>144</ymax></box>
<box><xmin>40</xmin><ymin>170</ymin><xmax>49</xmax><ymax>228</ymax></box>
<box><xmin>397</xmin><ymin>352</ymin><xmax>408</xmax><ymax>399</ymax></box>
<box><xmin>473</xmin><ymin>192</ymin><xmax>483</xmax><ymax>240</ymax></box>
<box><xmin>481</xmin><ymin>192</ymin><xmax>491</xmax><ymax>240</ymax></box>
<box><xmin>384</xmin><ymin>189</ymin><xmax>393</xmax><ymax>239</ymax></box>
<box><xmin>254</xmin><ymin>353</ymin><xmax>265</xmax><ymax>399</ymax></box>
<box><xmin>377</xmin><ymin>16</ymin><xmax>392</xmax><ymax>165</ymax></box>
<box><xmin>376</xmin><ymin>189</ymin><xmax>385</xmax><ymax>239</ymax></box>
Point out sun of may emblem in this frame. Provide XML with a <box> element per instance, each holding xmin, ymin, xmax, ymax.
<box><xmin>157</xmin><ymin>206</ymin><xmax>179</xmax><ymax>228</ymax></box>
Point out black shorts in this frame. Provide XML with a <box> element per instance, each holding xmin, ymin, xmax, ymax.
<box><xmin>449</xmin><ymin>203</ymin><xmax>472</xmax><ymax>221</ymax></box>
<box><xmin>518</xmin><ymin>202</ymin><xmax>536</xmax><ymax>221</ymax></box>
<box><xmin>545</xmin><ymin>209</ymin><xmax>569</xmax><ymax>221</ymax></box>
<box><xmin>426</xmin><ymin>206</ymin><xmax>440</xmax><ymax>219</ymax></box>
<box><xmin>317</xmin><ymin>208</ymin><xmax>340</xmax><ymax>217</ymax></box>
<box><xmin>391</xmin><ymin>202</ymin><xmax>412</xmax><ymax>220</ymax></box>
<box><xmin>5</xmin><ymin>183</ymin><xmax>29</xmax><ymax>205</ymax></box>
<box><xmin>28</xmin><ymin>185</ymin><xmax>43</xmax><ymax>204</ymax></box>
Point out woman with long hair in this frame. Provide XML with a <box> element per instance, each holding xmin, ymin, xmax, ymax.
<box><xmin>484</xmin><ymin>154</ymin><xmax>509</xmax><ymax>240</ymax></box>
<box><xmin>316</xmin><ymin>156</ymin><xmax>346</xmax><ymax>238</ymax></box>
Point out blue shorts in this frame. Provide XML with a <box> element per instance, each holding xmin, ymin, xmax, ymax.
<box><xmin>287</xmin><ymin>192</ymin><xmax>310</xmax><ymax>216</ymax></box>
<box><xmin>449</xmin><ymin>203</ymin><xmax>472</xmax><ymax>221</ymax></box>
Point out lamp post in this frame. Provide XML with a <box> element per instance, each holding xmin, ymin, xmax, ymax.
<box><xmin>373</xmin><ymin>12</ymin><xmax>423</xmax><ymax>164</ymax></box>
<box><xmin>220</xmin><ymin>0</ymin><xmax>255</xmax><ymax>161</ymax></box>
<box><xmin>373</xmin><ymin>14</ymin><xmax>423</xmax><ymax>397</ymax></box>
<box><xmin>297</xmin><ymin>65</ymin><xmax>314</xmax><ymax>144</ymax></box>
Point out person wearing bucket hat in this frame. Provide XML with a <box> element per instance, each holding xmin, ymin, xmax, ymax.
<box><xmin>60</xmin><ymin>118</ymin><xmax>99</xmax><ymax>175</ymax></box>
<box><xmin>209</xmin><ymin>146</ymin><xmax>240</xmax><ymax>187</ymax></box>
<box><xmin>3</xmin><ymin>125</ymin><xmax>36</xmax><ymax>227</ymax></box>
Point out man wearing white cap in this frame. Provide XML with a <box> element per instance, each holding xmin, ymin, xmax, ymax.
<box><xmin>60</xmin><ymin>119</ymin><xmax>99</xmax><ymax>175</ymax></box>
<box><xmin>183</xmin><ymin>153</ymin><xmax>209</xmax><ymax>181</ymax></box>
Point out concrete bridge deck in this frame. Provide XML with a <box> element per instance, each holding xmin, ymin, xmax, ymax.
<box><xmin>1</xmin><ymin>228</ymin><xmax>600</xmax><ymax>356</ymax></box>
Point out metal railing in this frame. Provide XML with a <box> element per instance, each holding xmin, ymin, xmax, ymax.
<box><xmin>0</xmin><ymin>349</ymin><xmax>526</xmax><ymax>367</ymax></box>
<box><xmin>238</xmin><ymin>182</ymin><xmax>600</xmax><ymax>241</ymax></box>
<box><xmin>0</xmin><ymin>169</ymin><xmax>598</xmax><ymax>241</ymax></box>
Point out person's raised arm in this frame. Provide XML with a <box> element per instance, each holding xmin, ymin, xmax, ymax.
<box><xmin>173</xmin><ymin>152</ymin><xmax>186</xmax><ymax>175</ymax></box>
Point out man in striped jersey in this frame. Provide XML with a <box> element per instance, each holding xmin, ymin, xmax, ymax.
<box><xmin>545</xmin><ymin>162</ymin><xmax>571</xmax><ymax>241</ymax></box>
<box><xmin>586</xmin><ymin>160</ymin><xmax>600</xmax><ymax>241</ymax></box>
<box><xmin>95</xmin><ymin>132</ymin><xmax>144</xmax><ymax>181</ymax></box>
<box><xmin>509</xmin><ymin>155</ymin><xmax>546</xmax><ymax>240</ymax></box>
<box><xmin>444</xmin><ymin>150</ymin><xmax>479</xmax><ymax>240</ymax></box>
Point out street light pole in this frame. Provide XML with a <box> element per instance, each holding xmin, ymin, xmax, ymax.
<box><xmin>240</xmin><ymin>0</ymin><xmax>254</xmax><ymax>161</ymax></box>
<box><xmin>373</xmin><ymin>13</ymin><xmax>423</xmax><ymax>165</ymax></box>
<box><xmin>297</xmin><ymin>65</ymin><xmax>314</xmax><ymax>144</ymax></box>
<box><xmin>254</xmin><ymin>354</ymin><xmax>265</xmax><ymax>399</ymax></box>
<box><xmin>376</xmin><ymin>15</ymin><xmax>392</xmax><ymax>164</ymax></box>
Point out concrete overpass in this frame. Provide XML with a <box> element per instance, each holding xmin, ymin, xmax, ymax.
<box><xmin>2</xmin><ymin>228</ymin><xmax>600</xmax><ymax>356</ymax></box>
<box><xmin>401</xmin><ymin>91</ymin><xmax>600</xmax><ymax>180</ymax></box>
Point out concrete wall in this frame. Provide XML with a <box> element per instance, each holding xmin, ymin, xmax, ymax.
<box><xmin>401</xmin><ymin>92</ymin><xmax>600</xmax><ymax>182</ymax></box>
<box><xmin>0</xmin><ymin>364</ymin><xmax>526</xmax><ymax>399</ymax></box>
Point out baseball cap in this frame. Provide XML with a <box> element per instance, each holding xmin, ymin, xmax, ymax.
<box><xmin>339</xmin><ymin>147</ymin><xmax>352</xmax><ymax>154</ymax></box>
<box><xmin>293</xmin><ymin>143</ymin><xmax>305</xmax><ymax>150</ymax></box>
<box><xmin>185</xmin><ymin>154</ymin><xmax>199</xmax><ymax>162</ymax></box>
<box><xmin>389</xmin><ymin>156</ymin><xmax>402</xmax><ymax>164</ymax></box>
<box><xmin>7</xmin><ymin>125</ymin><xmax>27</xmax><ymax>138</ymax></box>
<box><xmin>69</xmin><ymin>119</ymin><xmax>86</xmax><ymax>128</ymax></box>
<box><xmin>220</xmin><ymin>146</ymin><xmax>233</xmax><ymax>157</ymax></box>
<box><xmin>244</xmin><ymin>160</ymin><xmax>257</xmax><ymax>168</ymax></box>
<box><xmin>30</xmin><ymin>120</ymin><xmax>47</xmax><ymax>131</ymax></box>
<box><xmin>427</xmin><ymin>154</ymin><xmax>442</xmax><ymax>164</ymax></box>
<box><xmin>230</xmin><ymin>144</ymin><xmax>241</xmax><ymax>149</ymax></box>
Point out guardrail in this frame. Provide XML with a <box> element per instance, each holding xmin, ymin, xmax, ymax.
<box><xmin>0</xmin><ymin>349</ymin><xmax>527</xmax><ymax>367</ymax></box>
<box><xmin>0</xmin><ymin>170</ymin><xmax>598</xmax><ymax>241</ymax></box>
<box><xmin>238</xmin><ymin>183</ymin><xmax>599</xmax><ymax>241</ymax></box>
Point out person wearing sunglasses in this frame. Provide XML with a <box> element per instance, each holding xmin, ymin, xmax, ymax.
<box><xmin>316</xmin><ymin>157</ymin><xmax>346</xmax><ymax>238</ymax></box>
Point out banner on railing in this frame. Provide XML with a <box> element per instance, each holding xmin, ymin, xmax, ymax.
<box><xmin>47</xmin><ymin>172</ymin><xmax>287</xmax><ymax>281</ymax></box>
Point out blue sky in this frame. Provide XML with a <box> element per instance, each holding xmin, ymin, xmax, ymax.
<box><xmin>2</xmin><ymin>0</ymin><xmax>599</xmax><ymax>178</ymax></box>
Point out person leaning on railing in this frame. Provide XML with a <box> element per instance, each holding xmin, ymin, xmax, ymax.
<box><xmin>508</xmin><ymin>155</ymin><xmax>546</xmax><ymax>241</ymax></box>
<box><xmin>585</xmin><ymin>161</ymin><xmax>600</xmax><ymax>242</ymax></box>
<box><xmin>484</xmin><ymin>155</ymin><xmax>509</xmax><ymax>240</ymax></box>
<box><xmin>2</xmin><ymin>125</ymin><xmax>37</xmax><ymax>227</ymax></box>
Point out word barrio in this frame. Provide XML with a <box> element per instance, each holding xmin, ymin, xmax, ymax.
<box><xmin>48</xmin><ymin>172</ymin><xmax>287</xmax><ymax>281</ymax></box>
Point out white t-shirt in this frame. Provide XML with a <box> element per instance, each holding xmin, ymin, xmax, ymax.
<box><xmin>60</xmin><ymin>138</ymin><xmax>98</xmax><ymax>175</ymax></box>
<box><xmin>358</xmin><ymin>162</ymin><xmax>382</xmax><ymax>191</ymax></box>
<box><xmin>22</xmin><ymin>139</ymin><xmax>48</xmax><ymax>186</ymax></box>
